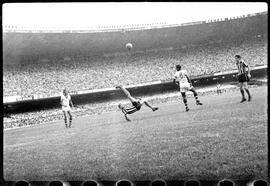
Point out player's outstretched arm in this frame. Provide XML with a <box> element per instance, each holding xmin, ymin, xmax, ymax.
<box><xmin>246</xmin><ymin>65</ymin><xmax>251</xmax><ymax>78</ymax></box>
<box><xmin>173</xmin><ymin>78</ymin><xmax>179</xmax><ymax>86</ymax></box>
<box><xmin>60</xmin><ymin>97</ymin><xmax>63</xmax><ymax>106</ymax></box>
<box><xmin>70</xmin><ymin>98</ymin><xmax>74</xmax><ymax>108</ymax></box>
<box><xmin>185</xmin><ymin>74</ymin><xmax>192</xmax><ymax>85</ymax></box>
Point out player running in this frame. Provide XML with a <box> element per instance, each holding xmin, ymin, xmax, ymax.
<box><xmin>173</xmin><ymin>64</ymin><xmax>203</xmax><ymax>111</ymax></box>
<box><xmin>116</xmin><ymin>85</ymin><xmax>159</xmax><ymax>121</ymax></box>
<box><xmin>216</xmin><ymin>82</ymin><xmax>222</xmax><ymax>95</ymax></box>
<box><xmin>235</xmin><ymin>55</ymin><xmax>252</xmax><ymax>102</ymax></box>
<box><xmin>61</xmin><ymin>88</ymin><xmax>74</xmax><ymax>128</ymax></box>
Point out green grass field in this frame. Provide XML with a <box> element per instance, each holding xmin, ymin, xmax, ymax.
<box><xmin>3</xmin><ymin>86</ymin><xmax>267</xmax><ymax>181</ymax></box>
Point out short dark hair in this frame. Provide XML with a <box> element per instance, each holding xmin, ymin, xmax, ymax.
<box><xmin>235</xmin><ymin>55</ymin><xmax>241</xmax><ymax>59</ymax></box>
<box><xmin>176</xmin><ymin>64</ymin><xmax>181</xmax><ymax>69</ymax></box>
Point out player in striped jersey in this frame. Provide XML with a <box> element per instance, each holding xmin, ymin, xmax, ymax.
<box><xmin>61</xmin><ymin>88</ymin><xmax>74</xmax><ymax>128</ymax></box>
<box><xmin>173</xmin><ymin>64</ymin><xmax>203</xmax><ymax>111</ymax></box>
<box><xmin>235</xmin><ymin>55</ymin><xmax>252</xmax><ymax>102</ymax></box>
<box><xmin>116</xmin><ymin>85</ymin><xmax>158</xmax><ymax>121</ymax></box>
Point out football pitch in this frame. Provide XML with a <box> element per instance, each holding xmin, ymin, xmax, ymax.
<box><xmin>3</xmin><ymin>86</ymin><xmax>268</xmax><ymax>181</ymax></box>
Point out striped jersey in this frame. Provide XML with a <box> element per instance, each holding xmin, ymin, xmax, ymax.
<box><xmin>236</xmin><ymin>60</ymin><xmax>248</xmax><ymax>75</ymax></box>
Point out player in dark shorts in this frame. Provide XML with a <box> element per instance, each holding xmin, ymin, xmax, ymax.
<box><xmin>116</xmin><ymin>85</ymin><xmax>158</xmax><ymax>121</ymax></box>
<box><xmin>235</xmin><ymin>55</ymin><xmax>252</xmax><ymax>102</ymax></box>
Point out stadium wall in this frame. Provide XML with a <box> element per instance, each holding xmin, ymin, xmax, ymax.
<box><xmin>3</xmin><ymin>66</ymin><xmax>267</xmax><ymax>114</ymax></box>
<box><xmin>3</xmin><ymin>12</ymin><xmax>267</xmax><ymax>63</ymax></box>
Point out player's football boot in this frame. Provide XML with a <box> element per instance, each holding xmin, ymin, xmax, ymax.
<box><xmin>65</xmin><ymin>123</ymin><xmax>68</xmax><ymax>128</ymax></box>
<box><xmin>248</xmin><ymin>96</ymin><xmax>252</xmax><ymax>102</ymax></box>
<box><xmin>69</xmin><ymin>122</ymin><xmax>72</xmax><ymax>128</ymax></box>
<box><xmin>115</xmin><ymin>86</ymin><xmax>122</xmax><ymax>89</ymax></box>
<box><xmin>240</xmin><ymin>98</ymin><xmax>247</xmax><ymax>103</ymax></box>
<box><xmin>186</xmin><ymin>107</ymin><xmax>190</xmax><ymax>112</ymax></box>
<box><xmin>152</xmin><ymin>107</ymin><xmax>159</xmax><ymax>112</ymax></box>
<box><xmin>196</xmin><ymin>101</ymin><xmax>203</xmax><ymax>105</ymax></box>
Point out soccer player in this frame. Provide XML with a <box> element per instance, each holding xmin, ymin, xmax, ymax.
<box><xmin>173</xmin><ymin>64</ymin><xmax>203</xmax><ymax>111</ymax></box>
<box><xmin>116</xmin><ymin>85</ymin><xmax>159</xmax><ymax>121</ymax></box>
<box><xmin>61</xmin><ymin>88</ymin><xmax>74</xmax><ymax>128</ymax></box>
<box><xmin>216</xmin><ymin>82</ymin><xmax>222</xmax><ymax>95</ymax></box>
<box><xmin>235</xmin><ymin>55</ymin><xmax>252</xmax><ymax>102</ymax></box>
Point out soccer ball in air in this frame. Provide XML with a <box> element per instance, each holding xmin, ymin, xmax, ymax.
<box><xmin>126</xmin><ymin>43</ymin><xmax>133</xmax><ymax>50</ymax></box>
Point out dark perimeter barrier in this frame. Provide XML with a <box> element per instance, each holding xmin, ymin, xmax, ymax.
<box><xmin>3</xmin><ymin>66</ymin><xmax>267</xmax><ymax>114</ymax></box>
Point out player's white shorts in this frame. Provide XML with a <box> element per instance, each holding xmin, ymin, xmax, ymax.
<box><xmin>62</xmin><ymin>105</ymin><xmax>71</xmax><ymax>112</ymax></box>
<box><xmin>180</xmin><ymin>83</ymin><xmax>193</xmax><ymax>93</ymax></box>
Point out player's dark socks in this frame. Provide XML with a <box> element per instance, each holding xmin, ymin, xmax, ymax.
<box><xmin>152</xmin><ymin>107</ymin><xmax>159</xmax><ymax>112</ymax></box>
<box><xmin>191</xmin><ymin>89</ymin><xmax>198</xmax><ymax>97</ymax></box>
<box><xmin>245</xmin><ymin>89</ymin><xmax>251</xmax><ymax>101</ymax></box>
<box><xmin>183</xmin><ymin>98</ymin><xmax>189</xmax><ymax>111</ymax></box>
<box><xmin>240</xmin><ymin>89</ymin><xmax>245</xmax><ymax>98</ymax></box>
<box><xmin>240</xmin><ymin>98</ymin><xmax>247</xmax><ymax>103</ymax></box>
<box><xmin>64</xmin><ymin>118</ymin><xmax>68</xmax><ymax>128</ymax></box>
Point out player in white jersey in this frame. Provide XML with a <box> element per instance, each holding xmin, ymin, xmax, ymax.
<box><xmin>173</xmin><ymin>65</ymin><xmax>203</xmax><ymax>111</ymax></box>
<box><xmin>61</xmin><ymin>88</ymin><xmax>74</xmax><ymax>128</ymax></box>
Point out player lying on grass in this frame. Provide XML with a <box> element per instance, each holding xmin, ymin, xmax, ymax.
<box><xmin>116</xmin><ymin>85</ymin><xmax>159</xmax><ymax>121</ymax></box>
<box><xmin>173</xmin><ymin>64</ymin><xmax>203</xmax><ymax>111</ymax></box>
<box><xmin>61</xmin><ymin>88</ymin><xmax>74</xmax><ymax>128</ymax></box>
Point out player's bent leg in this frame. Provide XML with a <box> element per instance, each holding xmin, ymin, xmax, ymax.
<box><xmin>67</xmin><ymin>111</ymin><xmax>72</xmax><ymax>128</ymax></box>
<box><xmin>118</xmin><ymin>104</ymin><xmax>133</xmax><ymax>121</ymax></box>
<box><xmin>181</xmin><ymin>92</ymin><xmax>189</xmax><ymax>111</ymax></box>
<box><xmin>143</xmin><ymin>100</ymin><xmax>159</xmax><ymax>111</ymax></box>
<box><xmin>116</xmin><ymin>85</ymin><xmax>137</xmax><ymax>102</ymax></box>
<box><xmin>125</xmin><ymin>106</ymin><xmax>138</xmax><ymax>115</ymax></box>
<box><xmin>242</xmin><ymin>82</ymin><xmax>251</xmax><ymax>101</ymax></box>
<box><xmin>190</xmin><ymin>87</ymin><xmax>203</xmax><ymax>105</ymax></box>
<box><xmin>239</xmin><ymin>83</ymin><xmax>247</xmax><ymax>103</ymax></box>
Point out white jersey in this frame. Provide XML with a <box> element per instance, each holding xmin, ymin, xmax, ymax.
<box><xmin>61</xmin><ymin>94</ymin><xmax>71</xmax><ymax>107</ymax></box>
<box><xmin>174</xmin><ymin>70</ymin><xmax>189</xmax><ymax>84</ymax></box>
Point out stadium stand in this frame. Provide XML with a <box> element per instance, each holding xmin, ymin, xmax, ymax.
<box><xmin>3</xmin><ymin>12</ymin><xmax>267</xmax><ymax>99</ymax></box>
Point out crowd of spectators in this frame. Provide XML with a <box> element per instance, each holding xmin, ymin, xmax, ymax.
<box><xmin>4</xmin><ymin>84</ymin><xmax>246</xmax><ymax>129</ymax></box>
<box><xmin>3</xmin><ymin>36</ymin><xmax>267</xmax><ymax>99</ymax></box>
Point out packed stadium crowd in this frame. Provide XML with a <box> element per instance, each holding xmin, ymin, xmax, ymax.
<box><xmin>3</xmin><ymin>36</ymin><xmax>267</xmax><ymax>98</ymax></box>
